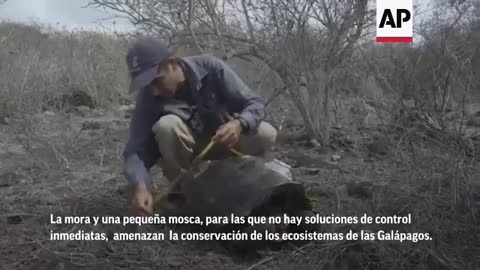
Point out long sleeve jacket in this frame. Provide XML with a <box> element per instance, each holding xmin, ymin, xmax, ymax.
<box><xmin>123</xmin><ymin>55</ymin><xmax>266</xmax><ymax>185</ymax></box>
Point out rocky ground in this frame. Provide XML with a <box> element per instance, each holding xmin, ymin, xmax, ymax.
<box><xmin>0</xmin><ymin>105</ymin><xmax>479</xmax><ymax>270</ymax></box>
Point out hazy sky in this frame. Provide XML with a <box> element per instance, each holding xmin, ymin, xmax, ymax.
<box><xmin>0</xmin><ymin>0</ymin><xmax>439</xmax><ymax>36</ymax></box>
<box><xmin>0</xmin><ymin>0</ymin><xmax>131</xmax><ymax>31</ymax></box>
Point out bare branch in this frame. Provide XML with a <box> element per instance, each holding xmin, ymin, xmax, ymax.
<box><xmin>241</xmin><ymin>0</ymin><xmax>256</xmax><ymax>42</ymax></box>
<box><xmin>88</xmin><ymin>0</ymin><xmax>370</xmax><ymax>143</ymax></box>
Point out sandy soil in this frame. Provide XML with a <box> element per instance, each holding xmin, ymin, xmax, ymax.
<box><xmin>0</xmin><ymin>109</ymin><xmax>479</xmax><ymax>270</ymax></box>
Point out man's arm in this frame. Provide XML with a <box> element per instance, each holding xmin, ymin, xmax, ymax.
<box><xmin>123</xmin><ymin>90</ymin><xmax>156</xmax><ymax>187</ymax></box>
<box><xmin>124</xmin><ymin>154</ymin><xmax>151</xmax><ymax>186</ymax></box>
<box><xmin>210</xmin><ymin>56</ymin><xmax>266</xmax><ymax>134</ymax></box>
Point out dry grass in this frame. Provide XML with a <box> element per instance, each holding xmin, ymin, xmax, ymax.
<box><xmin>0</xmin><ymin>90</ymin><xmax>479</xmax><ymax>270</ymax></box>
<box><xmin>0</xmin><ymin>22</ymin><xmax>130</xmax><ymax>118</ymax></box>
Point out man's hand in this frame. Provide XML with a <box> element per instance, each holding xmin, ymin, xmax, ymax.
<box><xmin>212</xmin><ymin>119</ymin><xmax>242</xmax><ymax>147</ymax></box>
<box><xmin>130</xmin><ymin>184</ymin><xmax>153</xmax><ymax>216</ymax></box>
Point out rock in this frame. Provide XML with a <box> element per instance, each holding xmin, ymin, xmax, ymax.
<box><xmin>67</xmin><ymin>105</ymin><xmax>91</xmax><ymax>117</ymax></box>
<box><xmin>119</xmin><ymin>104</ymin><xmax>134</xmax><ymax>112</ymax></box>
<box><xmin>331</xmin><ymin>154</ymin><xmax>341</xmax><ymax>162</ymax></box>
<box><xmin>366</xmin><ymin>141</ymin><xmax>390</xmax><ymax>156</ymax></box>
<box><xmin>118</xmin><ymin>104</ymin><xmax>134</xmax><ymax>118</ymax></box>
<box><xmin>92</xmin><ymin>109</ymin><xmax>105</xmax><ymax>117</ymax></box>
<box><xmin>7</xmin><ymin>215</ymin><xmax>24</xmax><ymax>224</ymax></box>
<box><xmin>464</xmin><ymin>127</ymin><xmax>480</xmax><ymax>140</ymax></box>
<box><xmin>45</xmin><ymin>90</ymin><xmax>95</xmax><ymax>111</ymax></box>
<box><xmin>0</xmin><ymin>172</ymin><xmax>19</xmax><ymax>187</ymax></box>
<box><xmin>81</xmin><ymin>120</ymin><xmax>102</xmax><ymax>130</ymax></box>
<box><xmin>318</xmin><ymin>160</ymin><xmax>344</xmax><ymax>171</ymax></box>
<box><xmin>77</xmin><ymin>105</ymin><xmax>91</xmax><ymax>115</ymax></box>
<box><xmin>303</xmin><ymin>168</ymin><xmax>322</xmax><ymax>175</ymax></box>
<box><xmin>403</xmin><ymin>98</ymin><xmax>415</xmax><ymax>108</ymax></box>
<box><xmin>61</xmin><ymin>89</ymin><xmax>95</xmax><ymax>108</ymax></box>
<box><xmin>0</xmin><ymin>116</ymin><xmax>8</xmax><ymax>125</ymax></box>
<box><xmin>309</xmin><ymin>139</ymin><xmax>321</xmax><ymax>148</ymax></box>
<box><xmin>165</xmin><ymin>256</ymin><xmax>184</xmax><ymax>267</ymax></box>
<box><xmin>329</xmin><ymin>127</ymin><xmax>354</xmax><ymax>150</ymax></box>
<box><xmin>472</xmin><ymin>181</ymin><xmax>480</xmax><ymax>201</ymax></box>
<box><xmin>55</xmin><ymin>262</ymin><xmax>65</xmax><ymax>270</ymax></box>
<box><xmin>345</xmin><ymin>181</ymin><xmax>373</xmax><ymax>199</ymax></box>
<box><xmin>444</xmin><ymin>111</ymin><xmax>462</xmax><ymax>122</ymax></box>
<box><xmin>119</xmin><ymin>96</ymin><xmax>132</xmax><ymax>105</ymax></box>
<box><xmin>43</xmin><ymin>111</ymin><xmax>55</xmax><ymax>116</ymax></box>
<box><xmin>287</xmin><ymin>151</ymin><xmax>345</xmax><ymax>171</ymax></box>
<box><xmin>467</xmin><ymin>114</ymin><xmax>480</xmax><ymax>127</ymax></box>
<box><xmin>464</xmin><ymin>104</ymin><xmax>480</xmax><ymax>116</ymax></box>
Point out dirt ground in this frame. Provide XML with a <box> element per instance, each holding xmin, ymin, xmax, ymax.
<box><xmin>1</xmin><ymin>108</ymin><xmax>479</xmax><ymax>270</ymax></box>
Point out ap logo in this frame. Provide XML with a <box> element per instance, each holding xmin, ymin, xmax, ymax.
<box><xmin>376</xmin><ymin>0</ymin><xmax>413</xmax><ymax>42</ymax></box>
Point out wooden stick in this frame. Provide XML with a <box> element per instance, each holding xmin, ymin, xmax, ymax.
<box><xmin>246</xmin><ymin>256</ymin><xmax>274</xmax><ymax>270</ymax></box>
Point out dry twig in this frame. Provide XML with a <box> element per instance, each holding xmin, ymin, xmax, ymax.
<box><xmin>246</xmin><ymin>256</ymin><xmax>274</xmax><ymax>270</ymax></box>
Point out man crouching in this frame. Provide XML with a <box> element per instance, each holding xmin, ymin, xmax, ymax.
<box><xmin>122</xmin><ymin>38</ymin><xmax>277</xmax><ymax>216</ymax></box>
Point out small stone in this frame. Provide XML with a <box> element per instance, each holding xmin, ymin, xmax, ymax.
<box><xmin>119</xmin><ymin>104</ymin><xmax>134</xmax><ymax>118</ymax></box>
<box><xmin>55</xmin><ymin>262</ymin><xmax>65</xmax><ymax>270</ymax></box>
<box><xmin>366</xmin><ymin>142</ymin><xmax>390</xmax><ymax>156</ymax></box>
<box><xmin>0</xmin><ymin>117</ymin><xmax>8</xmax><ymax>125</ymax></box>
<box><xmin>92</xmin><ymin>109</ymin><xmax>105</xmax><ymax>116</ymax></box>
<box><xmin>331</xmin><ymin>154</ymin><xmax>341</xmax><ymax>162</ymax></box>
<box><xmin>67</xmin><ymin>105</ymin><xmax>91</xmax><ymax>117</ymax></box>
<box><xmin>166</xmin><ymin>256</ymin><xmax>184</xmax><ymax>267</ymax></box>
<box><xmin>345</xmin><ymin>181</ymin><xmax>372</xmax><ymax>199</ymax></box>
<box><xmin>118</xmin><ymin>105</ymin><xmax>133</xmax><ymax>111</ymax></box>
<box><xmin>467</xmin><ymin>116</ymin><xmax>480</xmax><ymax>127</ymax></box>
<box><xmin>309</xmin><ymin>139</ymin><xmax>321</xmax><ymax>148</ymax></box>
<box><xmin>44</xmin><ymin>111</ymin><xmax>55</xmax><ymax>116</ymax></box>
<box><xmin>76</xmin><ymin>105</ymin><xmax>91</xmax><ymax>115</ymax></box>
<box><xmin>81</xmin><ymin>120</ymin><xmax>102</xmax><ymax>130</ymax></box>
<box><xmin>7</xmin><ymin>215</ymin><xmax>23</xmax><ymax>224</ymax></box>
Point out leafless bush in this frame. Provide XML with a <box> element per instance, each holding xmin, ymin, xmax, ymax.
<box><xmin>0</xmin><ymin>22</ymin><xmax>130</xmax><ymax>118</ymax></box>
<box><xmin>88</xmin><ymin>0</ymin><xmax>373</xmax><ymax>146</ymax></box>
<box><xmin>0</xmin><ymin>22</ymin><xmax>132</xmax><ymax>171</ymax></box>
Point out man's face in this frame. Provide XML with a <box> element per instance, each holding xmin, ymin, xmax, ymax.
<box><xmin>149</xmin><ymin>62</ymin><xmax>180</xmax><ymax>98</ymax></box>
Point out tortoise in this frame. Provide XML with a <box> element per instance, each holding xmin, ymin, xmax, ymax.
<box><xmin>155</xmin><ymin>155</ymin><xmax>318</xmax><ymax>256</ymax></box>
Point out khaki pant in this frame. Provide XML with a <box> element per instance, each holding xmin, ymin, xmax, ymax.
<box><xmin>152</xmin><ymin>114</ymin><xmax>277</xmax><ymax>181</ymax></box>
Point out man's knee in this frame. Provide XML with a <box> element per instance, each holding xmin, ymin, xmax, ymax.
<box><xmin>152</xmin><ymin>114</ymin><xmax>184</xmax><ymax>137</ymax></box>
<box><xmin>237</xmin><ymin>121</ymin><xmax>277</xmax><ymax>157</ymax></box>
<box><xmin>256</xmin><ymin>121</ymin><xmax>278</xmax><ymax>149</ymax></box>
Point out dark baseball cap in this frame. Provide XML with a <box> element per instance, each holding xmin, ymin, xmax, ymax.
<box><xmin>126</xmin><ymin>38</ymin><xmax>171</xmax><ymax>93</ymax></box>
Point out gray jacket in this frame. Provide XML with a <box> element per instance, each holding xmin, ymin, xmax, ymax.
<box><xmin>123</xmin><ymin>55</ymin><xmax>266</xmax><ymax>186</ymax></box>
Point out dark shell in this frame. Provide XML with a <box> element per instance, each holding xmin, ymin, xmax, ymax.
<box><xmin>166</xmin><ymin>156</ymin><xmax>312</xmax><ymax>224</ymax></box>
<box><xmin>157</xmin><ymin>156</ymin><xmax>316</xmax><ymax>255</ymax></box>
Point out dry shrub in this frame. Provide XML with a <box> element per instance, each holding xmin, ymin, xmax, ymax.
<box><xmin>0</xmin><ymin>22</ymin><xmax>130</xmax><ymax>118</ymax></box>
<box><xmin>0</xmin><ymin>22</ymin><xmax>132</xmax><ymax>172</ymax></box>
